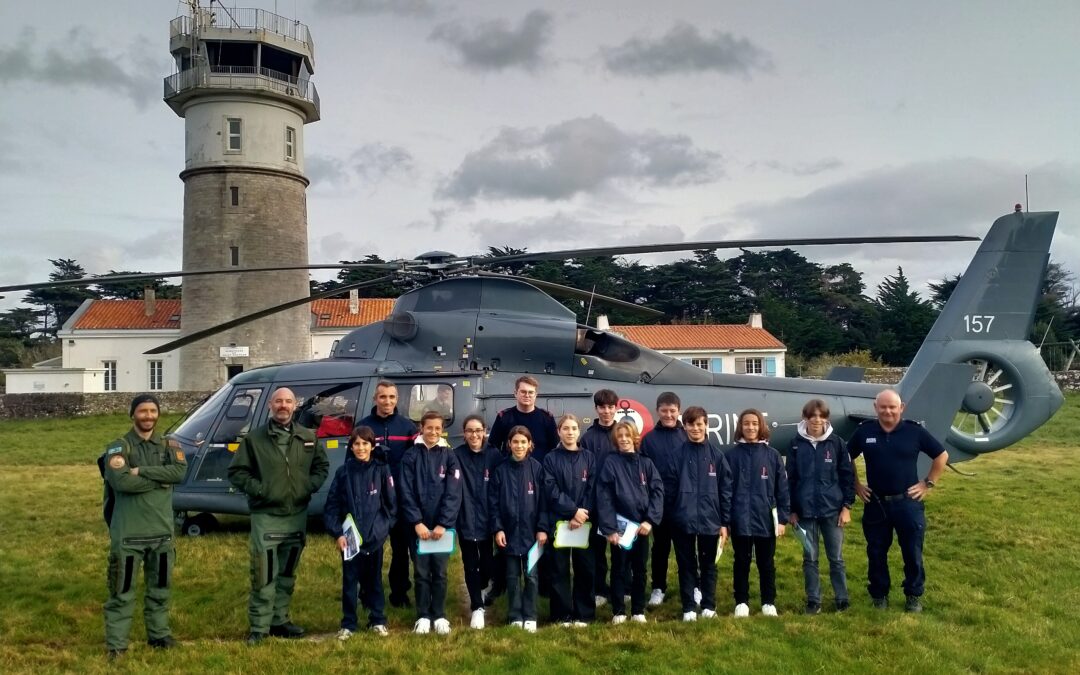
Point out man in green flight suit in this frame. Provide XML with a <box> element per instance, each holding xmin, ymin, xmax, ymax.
<box><xmin>103</xmin><ymin>393</ymin><xmax>188</xmax><ymax>660</ymax></box>
<box><xmin>229</xmin><ymin>387</ymin><xmax>329</xmax><ymax>644</ymax></box>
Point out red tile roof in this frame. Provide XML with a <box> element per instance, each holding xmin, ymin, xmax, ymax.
<box><xmin>611</xmin><ymin>324</ymin><xmax>785</xmax><ymax>350</ymax></box>
<box><xmin>310</xmin><ymin>298</ymin><xmax>395</xmax><ymax>328</ymax></box>
<box><xmin>72</xmin><ymin>300</ymin><xmax>182</xmax><ymax>330</ymax></box>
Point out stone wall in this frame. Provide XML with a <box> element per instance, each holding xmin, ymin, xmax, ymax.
<box><xmin>0</xmin><ymin>391</ymin><xmax>215</xmax><ymax>419</ymax></box>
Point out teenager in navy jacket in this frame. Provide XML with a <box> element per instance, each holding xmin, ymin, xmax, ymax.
<box><xmin>324</xmin><ymin>426</ymin><xmax>397</xmax><ymax>638</ymax></box>
<box><xmin>725</xmin><ymin>409</ymin><xmax>790</xmax><ymax>618</ymax></box>
<box><xmin>489</xmin><ymin>426</ymin><xmax>548</xmax><ymax>632</ymax></box>
<box><xmin>579</xmin><ymin>388</ymin><xmax>619</xmax><ymax>606</ymax></box>
<box><xmin>541</xmin><ymin>414</ymin><xmax>597</xmax><ymax>625</ymax></box>
<box><xmin>453</xmin><ymin>414</ymin><xmax>503</xmax><ymax>629</ymax></box>
<box><xmin>399</xmin><ymin>412</ymin><xmax>462</xmax><ymax>635</ymax></box>
<box><xmin>787</xmin><ymin>399</ymin><xmax>855</xmax><ymax>614</ymax></box>
<box><xmin>596</xmin><ymin>421</ymin><xmax>664</xmax><ymax>623</ymax></box>
<box><xmin>639</xmin><ymin>391</ymin><xmax>690</xmax><ymax>606</ymax></box>
<box><xmin>669</xmin><ymin>406</ymin><xmax>732</xmax><ymax>621</ymax></box>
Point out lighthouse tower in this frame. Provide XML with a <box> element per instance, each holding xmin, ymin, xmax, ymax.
<box><xmin>164</xmin><ymin>2</ymin><xmax>319</xmax><ymax>389</ymax></box>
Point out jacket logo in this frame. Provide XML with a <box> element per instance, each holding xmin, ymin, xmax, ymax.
<box><xmin>439</xmin><ymin>465</ymin><xmax>446</xmax><ymax>479</ymax></box>
<box><xmin>708</xmin><ymin>463</ymin><xmax>716</xmax><ymax>477</ymax></box>
<box><xmin>582</xmin><ymin>469</ymin><xmax>588</xmax><ymax>482</ymax></box>
<box><xmin>527</xmin><ymin>481</ymin><xmax>534</xmax><ymax>495</ymax></box>
<box><xmin>824</xmin><ymin>450</ymin><xmax>833</xmax><ymax>463</ymax></box>
<box><xmin>866</xmin><ymin>437</ymin><xmax>877</xmax><ymax>444</ymax></box>
<box><xmin>640</xmin><ymin>471</ymin><xmax>646</xmax><ymax>486</ymax></box>
<box><xmin>454</xmin><ymin>469</ymin><xmax>460</xmax><ymax>480</ymax></box>
<box><xmin>761</xmin><ymin>466</ymin><xmax>768</xmax><ymax>480</ymax></box>
<box><xmin>484</xmin><ymin>468</ymin><xmax>490</xmax><ymax>482</ymax></box>
<box><xmin>387</xmin><ymin>476</ymin><xmax>394</xmax><ymax>488</ymax></box>
<box><xmin>303</xmin><ymin>442</ymin><xmax>315</xmax><ymax>448</ymax></box>
<box><xmin>369</xmin><ymin>482</ymin><xmax>378</xmax><ymax>496</ymax></box>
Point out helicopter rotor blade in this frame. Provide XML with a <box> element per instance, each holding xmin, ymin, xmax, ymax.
<box><xmin>473</xmin><ymin>234</ymin><xmax>979</xmax><ymax>265</ymax></box>
<box><xmin>143</xmin><ymin>275</ymin><xmax>397</xmax><ymax>355</ymax></box>
<box><xmin>475</xmin><ymin>271</ymin><xmax>664</xmax><ymax>318</ymax></box>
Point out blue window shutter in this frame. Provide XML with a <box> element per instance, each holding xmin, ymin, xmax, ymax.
<box><xmin>765</xmin><ymin>357</ymin><xmax>777</xmax><ymax>376</ymax></box>
<box><xmin>710</xmin><ymin>358</ymin><xmax>723</xmax><ymax>373</ymax></box>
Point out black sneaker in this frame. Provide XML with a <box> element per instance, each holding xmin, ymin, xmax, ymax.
<box><xmin>269</xmin><ymin>622</ymin><xmax>305</xmax><ymax>638</ymax></box>
<box><xmin>148</xmin><ymin>635</ymin><xmax>181</xmax><ymax>649</ymax></box>
<box><xmin>805</xmin><ymin>602</ymin><xmax>822</xmax><ymax>615</ymax></box>
<box><xmin>905</xmin><ymin>595</ymin><xmax>923</xmax><ymax>613</ymax></box>
<box><xmin>871</xmin><ymin>596</ymin><xmax>889</xmax><ymax>610</ymax></box>
<box><xmin>246</xmin><ymin>632</ymin><xmax>267</xmax><ymax>645</ymax></box>
<box><xmin>106</xmin><ymin>649</ymin><xmax>126</xmax><ymax>661</ymax></box>
<box><xmin>835</xmin><ymin>599</ymin><xmax>850</xmax><ymax>612</ymax></box>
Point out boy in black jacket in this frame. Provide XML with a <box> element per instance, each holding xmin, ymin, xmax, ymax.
<box><xmin>324</xmin><ymin>426</ymin><xmax>397</xmax><ymax>639</ymax></box>
<box><xmin>454</xmin><ymin>414</ymin><xmax>503</xmax><ymax>629</ymax></box>
<box><xmin>596</xmin><ymin>421</ymin><xmax>664</xmax><ymax>624</ymax></box>
<box><xmin>399</xmin><ymin>412</ymin><xmax>463</xmax><ymax>635</ymax></box>
<box><xmin>490</xmin><ymin>426</ymin><xmax>548</xmax><ymax>632</ymax></box>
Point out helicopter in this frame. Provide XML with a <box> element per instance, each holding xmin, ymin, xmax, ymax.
<box><xmin>2</xmin><ymin>210</ymin><xmax>1063</xmax><ymax>536</ymax></box>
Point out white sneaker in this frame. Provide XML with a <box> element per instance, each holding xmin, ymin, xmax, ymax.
<box><xmin>693</xmin><ymin>587</ymin><xmax>703</xmax><ymax>605</ymax></box>
<box><xmin>648</xmin><ymin>589</ymin><xmax>665</xmax><ymax>606</ymax></box>
<box><xmin>682</xmin><ymin>611</ymin><xmax>697</xmax><ymax>622</ymax></box>
<box><xmin>558</xmin><ymin>621</ymin><xmax>572</xmax><ymax>627</ymax></box>
<box><xmin>523</xmin><ymin>620</ymin><xmax>537</xmax><ymax>633</ymax></box>
<box><xmin>433</xmin><ymin>618</ymin><xmax>452</xmax><ymax>635</ymax></box>
<box><xmin>630</xmin><ymin>614</ymin><xmax>647</xmax><ymax>624</ymax></box>
<box><xmin>413</xmin><ymin>618</ymin><xmax>431</xmax><ymax>634</ymax></box>
<box><xmin>700</xmin><ymin>608</ymin><xmax>717</xmax><ymax>619</ymax></box>
<box><xmin>371</xmin><ymin>625</ymin><xmax>389</xmax><ymax>637</ymax></box>
<box><xmin>594</xmin><ymin>595</ymin><xmax>608</xmax><ymax>608</ymax></box>
<box><xmin>611</xmin><ymin>614</ymin><xmax>627</xmax><ymax>625</ymax></box>
<box><xmin>734</xmin><ymin>603</ymin><xmax>750</xmax><ymax>618</ymax></box>
<box><xmin>762</xmin><ymin>604</ymin><xmax>778</xmax><ymax>617</ymax></box>
<box><xmin>470</xmin><ymin>608</ymin><xmax>485</xmax><ymax>630</ymax></box>
<box><xmin>511</xmin><ymin>620</ymin><xmax>524</xmax><ymax>629</ymax></box>
<box><xmin>336</xmin><ymin>628</ymin><xmax>353</xmax><ymax>641</ymax></box>
<box><xmin>572</xmin><ymin>621</ymin><xmax>589</xmax><ymax>628</ymax></box>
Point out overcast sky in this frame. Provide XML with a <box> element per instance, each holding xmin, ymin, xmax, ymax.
<box><xmin>1</xmin><ymin>0</ymin><xmax>1077</xmax><ymax>314</ymax></box>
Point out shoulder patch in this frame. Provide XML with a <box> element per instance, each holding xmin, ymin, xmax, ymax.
<box><xmin>108</xmin><ymin>454</ymin><xmax>126</xmax><ymax>470</ymax></box>
<box><xmin>106</xmin><ymin>445</ymin><xmax>124</xmax><ymax>456</ymax></box>
<box><xmin>175</xmin><ymin>450</ymin><xmax>185</xmax><ymax>462</ymax></box>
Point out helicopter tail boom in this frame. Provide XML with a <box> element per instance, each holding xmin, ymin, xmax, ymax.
<box><xmin>899</xmin><ymin>210</ymin><xmax>1064</xmax><ymax>461</ymax></box>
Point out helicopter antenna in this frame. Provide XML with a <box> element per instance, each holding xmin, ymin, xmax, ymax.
<box><xmin>1025</xmin><ymin>174</ymin><xmax>1030</xmax><ymax>212</ymax></box>
<box><xmin>584</xmin><ymin>284</ymin><xmax>597</xmax><ymax>326</ymax></box>
<box><xmin>1038</xmin><ymin>314</ymin><xmax>1054</xmax><ymax>350</ymax></box>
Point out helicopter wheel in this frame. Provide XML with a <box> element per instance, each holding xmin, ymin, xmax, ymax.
<box><xmin>182</xmin><ymin>513</ymin><xmax>218</xmax><ymax>537</ymax></box>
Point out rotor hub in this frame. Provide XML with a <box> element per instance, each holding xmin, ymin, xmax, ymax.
<box><xmin>962</xmin><ymin>380</ymin><xmax>995</xmax><ymax>414</ymax></box>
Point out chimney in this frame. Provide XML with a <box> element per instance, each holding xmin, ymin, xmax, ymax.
<box><xmin>596</xmin><ymin>314</ymin><xmax>610</xmax><ymax>330</ymax></box>
<box><xmin>143</xmin><ymin>287</ymin><xmax>156</xmax><ymax>317</ymax></box>
<box><xmin>348</xmin><ymin>289</ymin><xmax>359</xmax><ymax>315</ymax></box>
<box><xmin>748</xmin><ymin>312</ymin><xmax>762</xmax><ymax>329</ymax></box>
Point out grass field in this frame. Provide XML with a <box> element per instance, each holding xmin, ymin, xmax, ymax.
<box><xmin>2</xmin><ymin>398</ymin><xmax>1079</xmax><ymax>674</ymax></box>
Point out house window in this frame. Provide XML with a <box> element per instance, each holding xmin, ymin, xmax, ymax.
<box><xmin>229</xmin><ymin>186</ymin><xmax>240</xmax><ymax>206</ymax></box>
<box><xmin>735</xmin><ymin>357</ymin><xmax>764</xmax><ymax>375</ymax></box>
<box><xmin>226</xmin><ymin>117</ymin><xmax>242</xmax><ymax>152</ymax></box>
<box><xmin>690</xmin><ymin>358</ymin><xmax>710</xmax><ymax>371</ymax></box>
<box><xmin>103</xmin><ymin>360</ymin><xmax>117</xmax><ymax>391</ymax></box>
<box><xmin>148</xmin><ymin>360</ymin><xmax>163</xmax><ymax>391</ymax></box>
<box><xmin>285</xmin><ymin>126</ymin><xmax>296</xmax><ymax>161</ymax></box>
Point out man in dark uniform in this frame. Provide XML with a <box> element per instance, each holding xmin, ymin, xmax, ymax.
<box><xmin>102</xmin><ymin>394</ymin><xmax>188</xmax><ymax>660</ymax></box>
<box><xmin>357</xmin><ymin>380</ymin><xmax>418</xmax><ymax>608</ymax></box>
<box><xmin>849</xmin><ymin>389</ymin><xmax>948</xmax><ymax>613</ymax></box>
<box><xmin>229</xmin><ymin>387</ymin><xmax>329</xmax><ymax>643</ymax></box>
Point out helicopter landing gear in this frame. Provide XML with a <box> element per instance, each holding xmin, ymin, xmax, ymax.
<box><xmin>181</xmin><ymin>512</ymin><xmax>218</xmax><ymax>537</ymax></box>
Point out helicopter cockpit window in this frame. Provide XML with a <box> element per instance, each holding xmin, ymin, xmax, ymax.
<box><xmin>414</xmin><ymin>282</ymin><xmax>481</xmax><ymax>312</ymax></box>
<box><xmin>291</xmin><ymin>383</ymin><xmax>362</xmax><ymax>438</ymax></box>
<box><xmin>210</xmin><ymin>388</ymin><xmax>264</xmax><ymax>443</ymax></box>
<box><xmin>480</xmin><ymin>281</ymin><xmax>575</xmax><ymax>318</ymax></box>
<box><xmin>406</xmin><ymin>383</ymin><xmax>454</xmax><ymax>423</ymax></box>
<box><xmin>575</xmin><ymin>328</ymin><xmax>640</xmax><ymax>363</ymax></box>
<box><xmin>172</xmin><ymin>384</ymin><xmax>234</xmax><ymax>444</ymax></box>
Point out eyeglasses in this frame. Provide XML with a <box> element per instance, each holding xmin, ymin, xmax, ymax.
<box><xmin>464</xmin><ymin>428</ymin><xmax>485</xmax><ymax>434</ymax></box>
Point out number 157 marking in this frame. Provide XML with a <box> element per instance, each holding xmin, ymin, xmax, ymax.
<box><xmin>964</xmin><ymin>314</ymin><xmax>995</xmax><ymax>333</ymax></box>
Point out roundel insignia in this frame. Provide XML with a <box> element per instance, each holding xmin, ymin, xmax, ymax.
<box><xmin>615</xmin><ymin>399</ymin><xmax>654</xmax><ymax>435</ymax></box>
<box><xmin>108</xmin><ymin>454</ymin><xmax>126</xmax><ymax>470</ymax></box>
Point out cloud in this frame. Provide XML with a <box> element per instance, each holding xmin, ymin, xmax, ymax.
<box><xmin>0</xmin><ymin>28</ymin><xmax>160</xmax><ymax>108</ymax></box>
<box><xmin>600</xmin><ymin>23</ymin><xmax>773</xmax><ymax>78</ymax></box>
<box><xmin>429</xmin><ymin>10</ymin><xmax>553</xmax><ymax>72</ymax></box>
<box><xmin>439</xmin><ymin>115</ymin><xmax>721</xmax><ymax>202</ymax></box>
<box><xmin>751</xmin><ymin>158</ymin><xmax>844</xmax><ymax>177</ymax></box>
<box><xmin>307</xmin><ymin>144</ymin><xmax>415</xmax><ymax>188</ymax></box>
<box><xmin>313</xmin><ymin>0</ymin><xmax>437</xmax><ymax>17</ymax></box>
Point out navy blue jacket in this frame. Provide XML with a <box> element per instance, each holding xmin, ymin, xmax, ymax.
<box><xmin>357</xmin><ymin>406</ymin><xmax>417</xmax><ymax>479</ymax></box>
<box><xmin>725</xmin><ymin>442</ymin><xmax>790</xmax><ymax>538</ymax></box>
<box><xmin>848</xmin><ymin>419</ymin><xmax>946</xmax><ymax>496</ymax></box>
<box><xmin>580</xmin><ymin>420</ymin><xmax>617</xmax><ymax>470</ymax></box>
<box><xmin>453</xmin><ymin>442</ymin><xmax>503</xmax><ymax>541</ymax></box>
<box><xmin>489</xmin><ymin>406</ymin><xmax>559</xmax><ymax>463</ymax></box>
<box><xmin>489</xmin><ymin>455</ymin><xmax>546</xmax><ymax>556</ymax></box>
<box><xmin>787</xmin><ymin>426</ymin><xmax>855</xmax><ymax>519</ymax></box>
<box><xmin>595</xmin><ymin>451</ymin><xmax>664</xmax><ymax>537</ymax></box>
<box><xmin>398</xmin><ymin>441</ymin><xmax>463</xmax><ymax>530</ymax></box>
<box><xmin>541</xmin><ymin>445</ymin><xmax>596</xmax><ymax>528</ymax></box>
<box><xmin>640</xmin><ymin>422</ymin><xmax>688</xmax><ymax>508</ymax></box>
<box><xmin>671</xmin><ymin>440</ymin><xmax>732</xmax><ymax>535</ymax></box>
<box><xmin>323</xmin><ymin>453</ymin><xmax>397</xmax><ymax>554</ymax></box>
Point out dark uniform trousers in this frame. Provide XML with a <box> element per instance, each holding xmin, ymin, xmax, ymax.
<box><xmin>505</xmin><ymin>554</ymin><xmax>539</xmax><ymax>623</ymax></box>
<box><xmin>340</xmin><ymin>546</ymin><xmax>386</xmax><ymax>630</ymax></box>
<box><xmin>549</xmin><ymin>545</ymin><xmax>596</xmax><ymax>622</ymax></box>
<box><xmin>411</xmin><ymin>547</ymin><xmax>451</xmax><ymax>620</ymax></box>
<box><xmin>610</xmin><ymin>535</ymin><xmax>650</xmax><ymax>616</ymax></box>
<box><xmin>590</xmin><ymin>531</ymin><xmax>611</xmax><ymax>597</ymax></box>
<box><xmin>389</xmin><ymin>519</ymin><xmax>414</xmax><ymax>600</ymax></box>
<box><xmin>862</xmin><ymin>496</ymin><xmax>926</xmax><ymax>598</ymax></box>
<box><xmin>248</xmin><ymin>511</ymin><xmax>308</xmax><ymax>633</ymax></box>
<box><xmin>673</xmin><ymin>532</ymin><xmax>719</xmax><ymax>612</ymax></box>
<box><xmin>732</xmin><ymin>535</ymin><xmax>777</xmax><ymax>605</ymax></box>
<box><xmin>104</xmin><ymin>534</ymin><xmax>174</xmax><ymax>650</ymax></box>
<box><xmin>460</xmin><ymin>537</ymin><xmax>495</xmax><ymax>611</ymax></box>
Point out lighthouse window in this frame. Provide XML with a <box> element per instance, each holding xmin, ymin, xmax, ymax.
<box><xmin>285</xmin><ymin>126</ymin><xmax>296</xmax><ymax>161</ymax></box>
<box><xmin>229</xmin><ymin>186</ymin><xmax>239</xmax><ymax>206</ymax></box>
<box><xmin>226</xmin><ymin>117</ymin><xmax>242</xmax><ymax>152</ymax></box>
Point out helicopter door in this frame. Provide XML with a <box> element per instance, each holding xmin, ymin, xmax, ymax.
<box><xmin>191</xmin><ymin>387</ymin><xmax>265</xmax><ymax>486</ymax></box>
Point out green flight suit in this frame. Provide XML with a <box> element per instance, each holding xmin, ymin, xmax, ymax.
<box><xmin>102</xmin><ymin>429</ymin><xmax>188</xmax><ymax>651</ymax></box>
<box><xmin>228</xmin><ymin>421</ymin><xmax>328</xmax><ymax>633</ymax></box>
